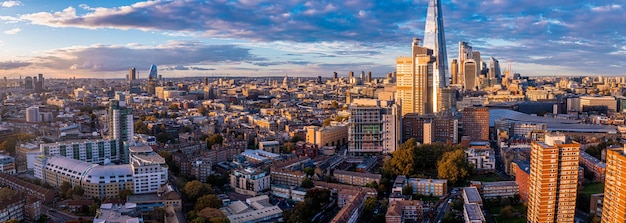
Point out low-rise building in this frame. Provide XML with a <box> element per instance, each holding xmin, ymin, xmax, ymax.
<box><xmin>333</xmin><ymin>170</ymin><xmax>381</xmax><ymax>186</ymax></box>
<box><xmin>0</xmin><ymin>191</ymin><xmax>25</xmax><ymax>222</ymax></box>
<box><xmin>463</xmin><ymin>187</ymin><xmax>483</xmax><ymax>206</ymax></box>
<box><xmin>270</xmin><ymin>156</ymin><xmax>311</xmax><ymax>187</ymax></box>
<box><xmin>305</xmin><ymin>124</ymin><xmax>348</xmax><ymax>147</ymax></box>
<box><xmin>463</xmin><ymin>203</ymin><xmax>486</xmax><ymax>223</ymax></box>
<box><xmin>465</xmin><ymin>142</ymin><xmax>496</xmax><ymax>172</ymax></box>
<box><xmin>407</xmin><ymin>178</ymin><xmax>447</xmax><ymax>197</ymax></box>
<box><xmin>241</xmin><ymin>150</ymin><xmax>281</xmax><ymax>164</ymax></box>
<box><xmin>230</xmin><ymin>167</ymin><xmax>270</xmax><ymax>196</ymax></box>
<box><xmin>221</xmin><ymin>195</ymin><xmax>282</xmax><ymax>223</ymax></box>
<box><xmin>127</xmin><ymin>184</ymin><xmax>182</xmax><ymax>212</ymax></box>
<box><xmin>512</xmin><ymin>160</ymin><xmax>530</xmax><ymax>202</ymax></box>
<box><xmin>0</xmin><ymin>173</ymin><xmax>55</xmax><ymax>204</ymax></box>
<box><xmin>270</xmin><ymin>184</ymin><xmax>307</xmax><ymax>202</ymax></box>
<box><xmin>0</xmin><ymin>155</ymin><xmax>16</xmax><ymax>175</ymax></box>
<box><xmin>385</xmin><ymin>200</ymin><xmax>423</xmax><ymax>223</ymax></box>
<box><xmin>589</xmin><ymin>193</ymin><xmax>603</xmax><ymax>219</ymax></box>
<box><xmin>475</xmin><ymin>181</ymin><xmax>519</xmax><ymax>199</ymax></box>
<box><xmin>579</xmin><ymin>150</ymin><xmax>606</xmax><ymax>182</ymax></box>
<box><xmin>191</xmin><ymin>157</ymin><xmax>212</xmax><ymax>183</ymax></box>
<box><xmin>258</xmin><ymin>141</ymin><xmax>281</xmax><ymax>154</ymax></box>
<box><xmin>16</xmin><ymin>143</ymin><xmax>41</xmax><ymax>173</ymax></box>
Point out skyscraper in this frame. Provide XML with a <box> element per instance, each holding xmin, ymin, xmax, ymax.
<box><xmin>129</xmin><ymin>68</ymin><xmax>136</xmax><ymax>80</ymax></box>
<box><xmin>108</xmin><ymin>100</ymin><xmax>134</xmax><ymax>164</ymax></box>
<box><xmin>463</xmin><ymin>60</ymin><xmax>478</xmax><ymax>90</ymax></box>
<box><xmin>458</xmin><ymin>42</ymin><xmax>473</xmax><ymax>87</ymax></box>
<box><xmin>527</xmin><ymin>133</ymin><xmax>579</xmax><ymax>223</ymax></box>
<box><xmin>423</xmin><ymin>0</ymin><xmax>448</xmax><ymax>89</ymax></box>
<box><xmin>450</xmin><ymin>59</ymin><xmax>458</xmax><ymax>85</ymax></box>
<box><xmin>397</xmin><ymin>38</ymin><xmax>435</xmax><ymax>116</ymax></box>
<box><xmin>148</xmin><ymin>64</ymin><xmax>158</xmax><ymax>80</ymax></box>
<box><xmin>488</xmin><ymin>57</ymin><xmax>501</xmax><ymax>79</ymax></box>
<box><xmin>600</xmin><ymin>147</ymin><xmax>626</xmax><ymax>223</ymax></box>
<box><xmin>461</xmin><ymin>106</ymin><xmax>489</xmax><ymax>141</ymax></box>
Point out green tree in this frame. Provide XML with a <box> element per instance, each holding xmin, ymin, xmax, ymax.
<box><xmin>4</xmin><ymin>218</ymin><xmax>20</xmax><ymax>223</ymax></box>
<box><xmin>362</xmin><ymin>197</ymin><xmax>377</xmax><ymax>216</ymax></box>
<box><xmin>60</xmin><ymin>182</ymin><xmax>72</xmax><ymax>193</ymax></box>
<box><xmin>134</xmin><ymin>120</ymin><xmax>149</xmax><ymax>135</ymax></box>
<box><xmin>437</xmin><ymin>150</ymin><xmax>472</xmax><ymax>185</ymax></box>
<box><xmin>206</xmin><ymin>134</ymin><xmax>223</xmax><ymax>149</ymax></box>
<box><xmin>198</xmin><ymin>106</ymin><xmax>209</xmax><ymax>116</ymax></box>
<box><xmin>501</xmin><ymin>205</ymin><xmax>514</xmax><ymax>218</ymax></box>
<box><xmin>184</xmin><ymin>180</ymin><xmax>213</xmax><ymax>201</ymax></box>
<box><xmin>303</xmin><ymin>167</ymin><xmax>314</xmax><ymax>177</ymax></box>
<box><xmin>156</xmin><ymin>132</ymin><xmax>174</xmax><ymax>144</ymax></box>
<box><xmin>290</xmin><ymin>135</ymin><xmax>303</xmax><ymax>143</ymax></box>
<box><xmin>192</xmin><ymin>217</ymin><xmax>207</xmax><ymax>223</ymax></box>
<box><xmin>382</xmin><ymin>138</ymin><xmax>417</xmax><ymax>176</ymax></box>
<box><xmin>195</xmin><ymin>194</ymin><xmax>223</xmax><ymax>211</ymax></box>
<box><xmin>119</xmin><ymin>189</ymin><xmax>134</xmax><ymax>200</ymax></box>
<box><xmin>282</xmin><ymin>142</ymin><xmax>295</xmax><ymax>153</ymax></box>
<box><xmin>73</xmin><ymin>186</ymin><xmax>84</xmax><ymax>196</ymax></box>
<box><xmin>402</xmin><ymin>185</ymin><xmax>413</xmax><ymax>196</ymax></box>
<box><xmin>301</xmin><ymin>177</ymin><xmax>314</xmax><ymax>188</ymax></box>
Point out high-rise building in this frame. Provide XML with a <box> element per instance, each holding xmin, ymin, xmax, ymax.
<box><xmin>600</xmin><ymin>147</ymin><xmax>626</xmax><ymax>223</ymax></box>
<box><xmin>423</xmin><ymin>0</ymin><xmax>448</xmax><ymax>88</ymax></box>
<box><xmin>461</xmin><ymin>106</ymin><xmax>489</xmax><ymax>141</ymax></box>
<box><xmin>488</xmin><ymin>57</ymin><xmax>500</xmax><ymax>79</ymax></box>
<box><xmin>108</xmin><ymin>100</ymin><xmax>133</xmax><ymax>164</ymax></box>
<box><xmin>463</xmin><ymin>60</ymin><xmax>478</xmax><ymax>91</ymax></box>
<box><xmin>129</xmin><ymin>68</ymin><xmax>136</xmax><ymax>80</ymax></box>
<box><xmin>348</xmin><ymin>99</ymin><xmax>401</xmax><ymax>155</ymax></box>
<box><xmin>25</xmin><ymin>106</ymin><xmax>39</xmax><ymax>123</ymax></box>
<box><xmin>527</xmin><ymin>133</ymin><xmax>579</xmax><ymax>223</ymax></box>
<box><xmin>450</xmin><ymin>59</ymin><xmax>458</xmax><ymax>85</ymax></box>
<box><xmin>458</xmin><ymin>42</ymin><xmax>473</xmax><ymax>87</ymax></box>
<box><xmin>397</xmin><ymin>38</ymin><xmax>435</xmax><ymax>116</ymax></box>
<box><xmin>148</xmin><ymin>64</ymin><xmax>157</xmax><ymax>80</ymax></box>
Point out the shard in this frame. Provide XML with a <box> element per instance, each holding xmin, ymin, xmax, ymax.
<box><xmin>423</xmin><ymin>0</ymin><xmax>448</xmax><ymax>111</ymax></box>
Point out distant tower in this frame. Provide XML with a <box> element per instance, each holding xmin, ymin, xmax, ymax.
<box><xmin>423</xmin><ymin>0</ymin><xmax>448</xmax><ymax>88</ymax></box>
<box><xmin>333</xmin><ymin>72</ymin><xmax>338</xmax><ymax>81</ymax></box>
<box><xmin>148</xmin><ymin>64</ymin><xmax>157</xmax><ymax>80</ymax></box>
<box><xmin>204</xmin><ymin>77</ymin><xmax>209</xmax><ymax>86</ymax></box>
<box><xmin>282</xmin><ymin>75</ymin><xmax>288</xmax><ymax>88</ymax></box>
<box><xmin>366</xmin><ymin>71</ymin><xmax>372</xmax><ymax>83</ymax></box>
<box><xmin>463</xmin><ymin>60</ymin><xmax>478</xmax><ymax>90</ymax></box>
<box><xmin>129</xmin><ymin>68</ymin><xmax>136</xmax><ymax>80</ymax></box>
<box><xmin>396</xmin><ymin>38</ymin><xmax>436</xmax><ymax>116</ymax></box>
<box><xmin>450</xmin><ymin>59</ymin><xmax>459</xmax><ymax>84</ymax></box>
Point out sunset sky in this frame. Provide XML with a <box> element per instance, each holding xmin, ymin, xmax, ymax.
<box><xmin>0</xmin><ymin>0</ymin><xmax>625</xmax><ymax>79</ymax></box>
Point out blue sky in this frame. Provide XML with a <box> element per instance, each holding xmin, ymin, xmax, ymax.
<box><xmin>0</xmin><ymin>0</ymin><xmax>624</xmax><ymax>79</ymax></box>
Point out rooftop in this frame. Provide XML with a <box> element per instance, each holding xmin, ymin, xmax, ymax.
<box><xmin>481</xmin><ymin>181</ymin><xmax>518</xmax><ymax>188</ymax></box>
<box><xmin>463</xmin><ymin>187</ymin><xmax>482</xmax><ymax>204</ymax></box>
<box><xmin>464</xmin><ymin>203</ymin><xmax>485</xmax><ymax>221</ymax></box>
<box><xmin>334</xmin><ymin>170</ymin><xmax>381</xmax><ymax>179</ymax></box>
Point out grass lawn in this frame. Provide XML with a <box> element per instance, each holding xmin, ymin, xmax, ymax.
<box><xmin>580</xmin><ymin>182</ymin><xmax>604</xmax><ymax>195</ymax></box>
<box><xmin>490</xmin><ymin>204</ymin><xmax>526</xmax><ymax>223</ymax></box>
<box><xmin>470</xmin><ymin>173</ymin><xmax>503</xmax><ymax>182</ymax></box>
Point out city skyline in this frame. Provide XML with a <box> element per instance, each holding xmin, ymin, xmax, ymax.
<box><xmin>0</xmin><ymin>0</ymin><xmax>625</xmax><ymax>78</ymax></box>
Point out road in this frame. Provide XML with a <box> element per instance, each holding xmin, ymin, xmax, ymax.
<box><xmin>42</xmin><ymin>206</ymin><xmax>78</xmax><ymax>223</ymax></box>
<box><xmin>432</xmin><ymin>200</ymin><xmax>450</xmax><ymax>223</ymax></box>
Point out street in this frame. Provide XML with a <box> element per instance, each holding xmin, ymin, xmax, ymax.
<box><xmin>42</xmin><ymin>206</ymin><xmax>78</xmax><ymax>223</ymax></box>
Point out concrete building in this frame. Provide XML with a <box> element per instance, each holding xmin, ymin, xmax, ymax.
<box><xmin>580</xmin><ymin>96</ymin><xmax>617</xmax><ymax>113</ymax></box>
<box><xmin>40</xmin><ymin>139</ymin><xmax>119</xmax><ymax>164</ymax></box>
<box><xmin>127</xmin><ymin>184</ymin><xmax>182</xmax><ymax>212</ymax></box>
<box><xmin>0</xmin><ymin>192</ymin><xmax>25</xmax><ymax>223</ymax></box>
<box><xmin>462</xmin><ymin>106</ymin><xmax>489</xmax><ymax>141</ymax></box>
<box><xmin>258</xmin><ymin>141</ymin><xmax>281</xmax><ymax>154</ymax></box>
<box><xmin>579</xmin><ymin>150</ymin><xmax>606</xmax><ymax>182</ymax></box>
<box><xmin>128</xmin><ymin>145</ymin><xmax>168</xmax><ymax>195</ymax></box>
<box><xmin>220</xmin><ymin>195</ymin><xmax>283</xmax><ymax>223</ymax></box>
<box><xmin>0</xmin><ymin>173</ymin><xmax>55</xmax><ymax>204</ymax></box>
<box><xmin>527</xmin><ymin>133</ymin><xmax>579</xmax><ymax>223</ymax></box>
<box><xmin>402</xmin><ymin>112</ymin><xmax>458</xmax><ymax>144</ymax></box>
<box><xmin>465</xmin><ymin>142</ymin><xmax>496</xmax><ymax>172</ymax></box>
<box><xmin>463</xmin><ymin>203</ymin><xmax>486</xmax><ymax>223</ymax></box>
<box><xmin>407</xmin><ymin>178</ymin><xmax>447</xmax><ymax>197</ymax></box>
<box><xmin>190</xmin><ymin>157</ymin><xmax>212</xmax><ymax>183</ymax></box>
<box><xmin>513</xmin><ymin>161</ymin><xmax>531</xmax><ymax>202</ymax></box>
<box><xmin>108</xmin><ymin>99</ymin><xmax>133</xmax><ymax>164</ymax></box>
<box><xmin>305</xmin><ymin>124</ymin><xmax>348</xmax><ymax>147</ymax></box>
<box><xmin>25</xmin><ymin>106</ymin><xmax>39</xmax><ymax>123</ymax></box>
<box><xmin>241</xmin><ymin>149</ymin><xmax>280</xmax><ymax>164</ymax></box>
<box><xmin>462</xmin><ymin>187</ymin><xmax>483</xmax><ymax>206</ymax></box>
<box><xmin>333</xmin><ymin>170</ymin><xmax>381</xmax><ymax>187</ymax></box>
<box><xmin>230</xmin><ymin>167</ymin><xmax>270</xmax><ymax>196</ymax></box>
<box><xmin>385</xmin><ymin>200</ymin><xmax>423</xmax><ymax>223</ymax></box>
<box><xmin>600</xmin><ymin>147</ymin><xmax>626</xmax><ymax>223</ymax></box>
<box><xmin>476</xmin><ymin>181</ymin><xmax>519</xmax><ymax>199</ymax></box>
<box><xmin>396</xmin><ymin>38</ymin><xmax>439</xmax><ymax>116</ymax></box>
<box><xmin>16</xmin><ymin>143</ymin><xmax>40</xmax><ymax>173</ymax></box>
<box><xmin>0</xmin><ymin>155</ymin><xmax>16</xmax><ymax>175</ymax></box>
<box><xmin>348</xmin><ymin>99</ymin><xmax>401</xmax><ymax>155</ymax></box>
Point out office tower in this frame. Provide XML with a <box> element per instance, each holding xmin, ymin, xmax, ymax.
<box><xmin>35</xmin><ymin>73</ymin><xmax>44</xmax><ymax>92</ymax></box>
<box><xmin>129</xmin><ymin>68</ymin><xmax>136</xmax><ymax>80</ymax></box>
<box><xmin>458</xmin><ymin>42</ymin><xmax>473</xmax><ymax>87</ymax></box>
<box><xmin>348</xmin><ymin>99</ymin><xmax>401</xmax><ymax>155</ymax></box>
<box><xmin>527</xmin><ymin>133</ymin><xmax>579</xmax><ymax>223</ymax></box>
<box><xmin>24</xmin><ymin>76</ymin><xmax>33</xmax><ymax>89</ymax></box>
<box><xmin>25</xmin><ymin>106</ymin><xmax>39</xmax><ymax>123</ymax></box>
<box><xmin>463</xmin><ymin>60</ymin><xmax>478</xmax><ymax>90</ymax></box>
<box><xmin>423</xmin><ymin>0</ymin><xmax>448</xmax><ymax>88</ymax></box>
<box><xmin>397</xmin><ymin>38</ymin><xmax>435</xmax><ymax>116</ymax></box>
<box><xmin>360</xmin><ymin>71</ymin><xmax>365</xmax><ymax>82</ymax></box>
<box><xmin>148</xmin><ymin>64</ymin><xmax>157</xmax><ymax>80</ymax></box>
<box><xmin>367</xmin><ymin>71</ymin><xmax>372</xmax><ymax>83</ymax></box>
<box><xmin>602</xmin><ymin>147</ymin><xmax>626</xmax><ymax>223</ymax></box>
<box><xmin>333</xmin><ymin>72</ymin><xmax>338</xmax><ymax>81</ymax></box>
<box><xmin>461</xmin><ymin>106</ymin><xmax>489</xmax><ymax>141</ymax></box>
<box><xmin>488</xmin><ymin>57</ymin><xmax>501</xmax><ymax>79</ymax></box>
<box><xmin>108</xmin><ymin>100</ymin><xmax>133</xmax><ymax>164</ymax></box>
<box><xmin>450</xmin><ymin>59</ymin><xmax>458</xmax><ymax>85</ymax></box>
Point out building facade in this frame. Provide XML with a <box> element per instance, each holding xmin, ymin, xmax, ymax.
<box><xmin>462</xmin><ymin>106</ymin><xmax>489</xmax><ymax>141</ymax></box>
<box><xmin>527</xmin><ymin>134</ymin><xmax>579</xmax><ymax>223</ymax></box>
<box><xmin>348</xmin><ymin>99</ymin><xmax>400</xmax><ymax>155</ymax></box>
<box><xmin>407</xmin><ymin>178</ymin><xmax>447</xmax><ymax>197</ymax></box>
<box><xmin>230</xmin><ymin>167</ymin><xmax>270</xmax><ymax>196</ymax></box>
<box><xmin>305</xmin><ymin>124</ymin><xmax>348</xmax><ymax>147</ymax></box>
<box><xmin>0</xmin><ymin>155</ymin><xmax>16</xmax><ymax>175</ymax></box>
<box><xmin>41</xmin><ymin>139</ymin><xmax>119</xmax><ymax>164</ymax></box>
<box><xmin>600</xmin><ymin>148</ymin><xmax>626</xmax><ymax>223</ymax></box>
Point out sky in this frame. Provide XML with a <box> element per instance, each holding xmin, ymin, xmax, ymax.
<box><xmin>0</xmin><ymin>0</ymin><xmax>625</xmax><ymax>79</ymax></box>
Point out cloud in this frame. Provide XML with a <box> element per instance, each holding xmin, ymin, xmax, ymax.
<box><xmin>1</xmin><ymin>1</ymin><xmax>20</xmax><ymax>8</ymax></box>
<box><xmin>29</xmin><ymin>41</ymin><xmax>262</xmax><ymax>72</ymax></box>
<box><xmin>3</xmin><ymin>28</ymin><xmax>21</xmax><ymax>35</ymax></box>
<box><xmin>0</xmin><ymin>60</ymin><xmax>31</xmax><ymax>69</ymax></box>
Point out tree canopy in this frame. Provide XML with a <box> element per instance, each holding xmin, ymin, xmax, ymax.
<box><xmin>184</xmin><ymin>180</ymin><xmax>213</xmax><ymax>201</ymax></box>
<box><xmin>437</xmin><ymin>149</ymin><xmax>472</xmax><ymax>185</ymax></box>
<box><xmin>382</xmin><ymin>139</ymin><xmax>467</xmax><ymax>181</ymax></box>
<box><xmin>195</xmin><ymin>194</ymin><xmax>223</xmax><ymax>211</ymax></box>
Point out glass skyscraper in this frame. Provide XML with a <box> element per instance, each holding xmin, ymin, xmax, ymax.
<box><xmin>423</xmin><ymin>0</ymin><xmax>449</xmax><ymax>112</ymax></box>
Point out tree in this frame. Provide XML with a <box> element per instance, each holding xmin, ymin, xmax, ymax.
<box><xmin>119</xmin><ymin>189</ymin><xmax>134</xmax><ymax>200</ymax></box>
<box><xmin>437</xmin><ymin>149</ymin><xmax>472</xmax><ymax>185</ymax></box>
<box><xmin>301</xmin><ymin>177</ymin><xmax>314</xmax><ymax>188</ymax></box>
<box><xmin>362</xmin><ymin>197</ymin><xmax>377</xmax><ymax>216</ymax></box>
<box><xmin>501</xmin><ymin>205</ymin><xmax>514</xmax><ymax>218</ymax></box>
<box><xmin>330</xmin><ymin>101</ymin><xmax>339</xmax><ymax>109</ymax></box>
<box><xmin>382</xmin><ymin>138</ymin><xmax>417</xmax><ymax>176</ymax></box>
<box><xmin>303</xmin><ymin>167</ymin><xmax>314</xmax><ymax>177</ymax></box>
<box><xmin>73</xmin><ymin>186</ymin><xmax>84</xmax><ymax>196</ymax></box>
<box><xmin>4</xmin><ymin>219</ymin><xmax>19</xmax><ymax>223</ymax></box>
<box><xmin>134</xmin><ymin>120</ymin><xmax>149</xmax><ymax>135</ymax></box>
<box><xmin>60</xmin><ymin>182</ymin><xmax>72</xmax><ymax>193</ymax></box>
<box><xmin>195</xmin><ymin>194</ymin><xmax>223</xmax><ymax>211</ymax></box>
<box><xmin>206</xmin><ymin>134</ymin><xmax>223</xmax><ymax>149</ymax></box>
<box><xmin>290</xmin><ymin>135</ymin><xmax>303</xmax><ymax>143</ymax></box>
<box><xmin>282</xmin><ymin>142</ymin><xmax>295</xmax><ymax>154</ymax></box>
<box><xmin>322</xmin><ymin>118</ymin><xmax>332</xmax><ymax>127</ymax></box>
<box><xmin>198</xmin><ymin>207</ymin><xmax>228</xmax><ymax>221</ymax></box>
<box><xmin>198</xmin><ymin>106</ymin><xmax>209</xmax><ymax>116</ymax></box>
<box><xmin>156</xmin><ymin>132</ymin><xmax>174</xmax><ymax>144</ymax></box>
<box><xmin>169</xmin><ymin>104</ymin><xmax>180</xmax><ymax>111</ymax></box>
<box><xmin>184</xmin><ymin>180</ymin><xmax>212</xmax><ymax>201</ymax></box>
<box><xmin>402</xmin><ymin>185</ymin><xmax>413</xmax><ymax>196</ymax></box>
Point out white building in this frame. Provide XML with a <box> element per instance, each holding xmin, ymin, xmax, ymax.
<box><xmin>230</xmin><ymin>167</ymin><xmax>270</xmax><ymax>196</ymax></box>
<box><xmin>0</xmin><ymin>155</ymin><xmax>16</xmax><ymax>175</ymax></box>
<box><xmin>40</xmin><ymin>139</ymin><xmax>119</xmax><ymax>164</ymax></box>
<box><xmin>465</xmin><ymin>148</ymin><xmax>496</xmax><ymax>171</ymax></box>
<box><xmin>220</xmin><ymin>195</ymin><xmax>283</xmax><ymax>223</ymax></box>
<box><xmin>129</xmin><ymin>145</ymin><xmax>168</xmax><ymax>194</ymax></box>
<box><xmin>25</xmin><ymin>106</ymin><xmax>39</xmax><ymax>123</ymax></box>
